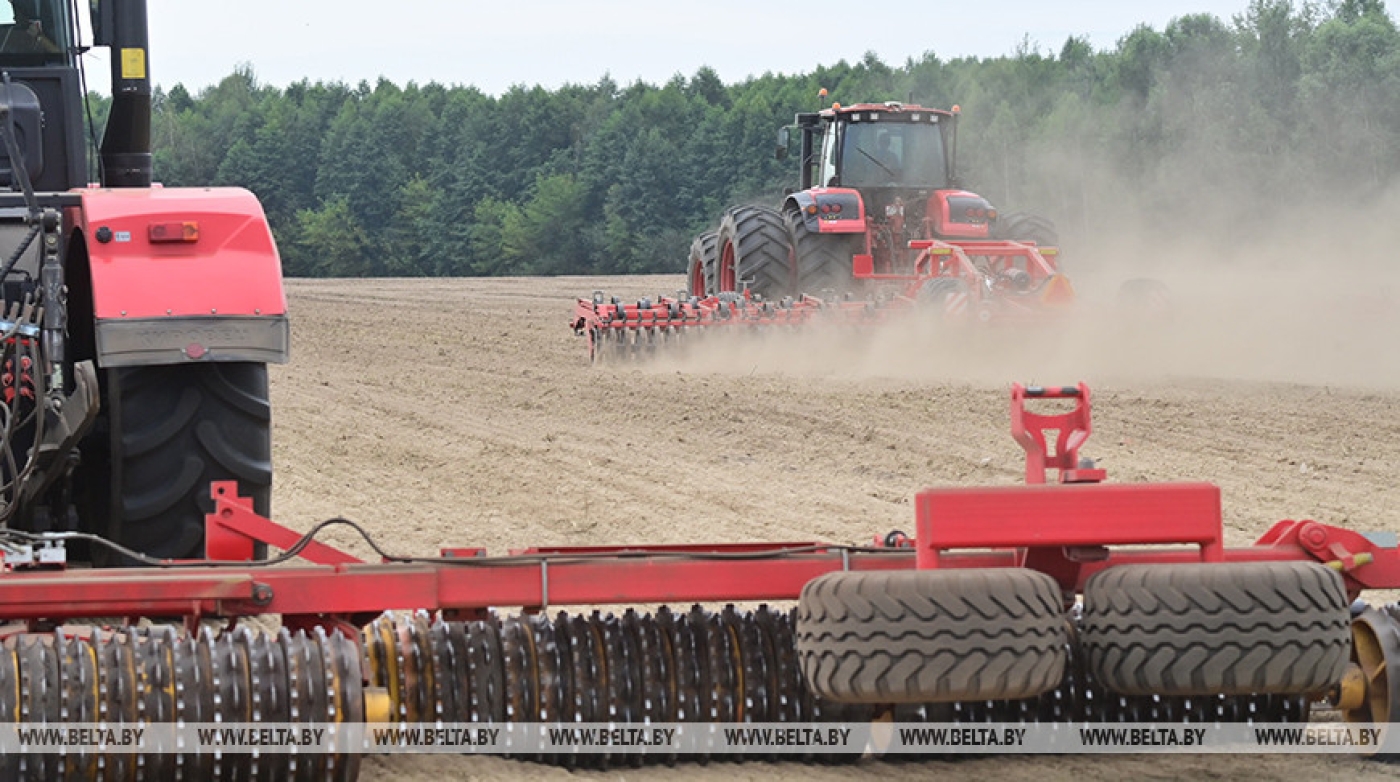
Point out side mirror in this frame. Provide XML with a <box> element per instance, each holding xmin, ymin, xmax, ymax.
<box><xmin>775</xmin><ymin>127</ymin><xmax>791</xmax><ymax>160</ymax></box>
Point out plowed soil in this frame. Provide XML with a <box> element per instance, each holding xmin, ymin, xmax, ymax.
<box><xmin>273</xmin><ymin>274</ymin><xmax>1400</xmax><ymax>781</ymax></box>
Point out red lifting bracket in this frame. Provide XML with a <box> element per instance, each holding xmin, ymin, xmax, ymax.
<box><xmin>1011</xmin><ymin>382</ymin><xmax>1108</xmax><ymax>484</ymax></box>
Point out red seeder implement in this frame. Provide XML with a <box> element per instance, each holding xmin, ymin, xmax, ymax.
<box><xmin>0</xmin><ymin>383</ymin><xmax>1396</xmax><ymax>776</ymax></box>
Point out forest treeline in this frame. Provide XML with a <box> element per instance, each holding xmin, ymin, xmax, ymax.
<box><xmin>131</xmin><ymin>0</ymin><xmax>1400</xmax><ymax>277</ymax></box>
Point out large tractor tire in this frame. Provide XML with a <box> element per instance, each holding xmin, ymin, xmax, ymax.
<box><xmin>1082</xmin><ymin>562</ymin><xmax>1351</xmax><ymax>697</ymax></box>
<box><xmin>796</xmin><ymin>569</ymin><xmax>1068</xmax><ymax>704</ymax></box>
<box><xmin>993</xmin><ymin>211</ymin><xmax>1059</xmax><ymax>248</ymax></box>
<box><xmin>95</xmin><ymin>362</ymin><xmax>272</xmax><ymax>562</ymax></box>
<box><xmin>715</xmin><ymin>206</ymin><xmax>792</xmax><ymax>300</ymax></box>
<box><xmin>687</xmin><ymin>231</ymin><xmax>718</xmax><ymax>297</ymax></box>
<box><xmin>786</xmin><ymin>208</ymin><xmax>863</xmax><ymax>297</ymax></box>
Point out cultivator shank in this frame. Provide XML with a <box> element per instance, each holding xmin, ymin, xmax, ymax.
<box><xmin>2</xmin><ymin>385</ymin><xmax>1399</xmax><ymax>777</ymax></box>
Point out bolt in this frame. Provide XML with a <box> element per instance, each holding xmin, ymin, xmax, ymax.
<box><xmin>1300</xmin><ymin>524</ymin><xmax>1328</xmax><ymax>547</ymax></box>
<box><xmin>250</xmin><ymin>583</ymin><xmax>274</xmax><ymax>606</ymax></box>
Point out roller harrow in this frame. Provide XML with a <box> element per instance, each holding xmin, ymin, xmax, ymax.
<box><xmin>0</xmin><ymin>384</ymin><xmax>1397</xmax><ymax>778</ymax></box>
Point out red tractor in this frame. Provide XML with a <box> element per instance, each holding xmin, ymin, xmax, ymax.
<box><xmin>689</xmin><ymin>101</ymin><xmax>1071</xmax><ymax>322</ymax></box>
<box><xmin>0</xmin><ymin>0</ymin><xmax>285</xmax><ymax>563</ymax></box>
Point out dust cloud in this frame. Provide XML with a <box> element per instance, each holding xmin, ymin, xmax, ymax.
<box><xmin>651</xmin><ymin>183</ymin><xmax>1400</xmax><ymax>391</ymax></box>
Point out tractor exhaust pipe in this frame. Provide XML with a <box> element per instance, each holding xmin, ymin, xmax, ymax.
<box><xmin>94</xmin><ymin>0</ymin><xmax>152</xmax><ymax>188</ymax></box>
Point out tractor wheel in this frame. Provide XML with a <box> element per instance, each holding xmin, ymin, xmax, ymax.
<box><xmin>1082</xmin><ymin>562</ymin><xmax>1351</xmax><ymax>697</ymax></box>
<box><xmin>93</xmin><ymin>362</ymin><xmax>272</xmax><ymax>563</ymax></box>
<box><xmin>687</xmin><ymin>231</ymin><xmax>718</xmax><ymax>297</ymax></box>
<box><xmin>786</xmin><ymin>208</ymin><xmax>863</xmax><ymax>298</ymax></box>
<box><xmin>796</xmin><ymin>569</ymin><xmax>1068</xmax><ymax>704</ymax></box>
<box><xmin>993</xmin><ymin>211</ymin><xmax>1058</xmax><ymax>248</ymax></box>
<box><xmin>715</xmin><ymin>206</ymin><xmax>792</xmax><ymax>300</ymax></box>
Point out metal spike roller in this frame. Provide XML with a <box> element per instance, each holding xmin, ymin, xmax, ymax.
<box><xmin>235</xmin><ymin>626</ymin><xmax>288</xmax><ymax>782</ymax></box>
<box><xmin>170</xmin><ymin>631</ymin><xmax>214</xmax><ymax>781</ymax></box>
<box><xmin>0</xmin><ymin>642</ymin><xmax>19</xmax><ymax>781</ymax></box>
<box><xmin>17</xmin><ymin>635</ymin><xmax>60</xmax><ymax>781</ymax></box>
<box><xmin>56</xmin><ymin>633</ymin><xmax>100</xmax><ymax>782</ymax></box>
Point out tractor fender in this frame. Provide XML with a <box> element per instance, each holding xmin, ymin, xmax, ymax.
<box><xmin>927</xmin><ymin>189</ymin><xmax>994</xmax><ymax>240</ymax></box>
<box><xmin>785</xmin><ymin>188</ymin><xmax>866</xmax><ymax>235</ymax></box>
<box><xmin>69</xmin><ymin>186</ymin><xmax>289</xmax><ymax>368</ymax></box>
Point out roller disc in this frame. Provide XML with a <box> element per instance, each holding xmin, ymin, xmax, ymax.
<box><xmin>428</xmin><ymin>621</ymin><xmax>462</xmax><ymax>724</ymax></box>
<box><xmin>628</xmin><ymin>610</ymin><xmax>676</xmax><ymax>766</ymax></box>
<box><xmin>285</xmin><ymin>630</ymin><xmax>328</xmax><ymax>782</ymax></box>
<box><xmin>396</xmin><ymin>615</ymin><xmax>432</xmax><ymax>725</ymax></box>
<box><xmin>658</xmin><ymin>608</ymin><xmax>701</xmax><ymax>724</ymax></box>
<box><xmin>440</xmin><ymin>621</ymin><xmax>472</xmax><ymax>724</ymax></box>
<box><xmin>171</xmin><ymin>631</ymin><xmax>214</xmax><ymax>781</ymax></box>
<box><xmin>498</xmin><ymin>617</ymin><xmax>534</xmax><ymax>759</ymax></box>
<box><xmin>550</xmin><ymin>614</ymin><xmax>585</xmax><ymax>770</ymax></box>
<box><xmin>237</xmin><ymin>627</ymin><xmax>290</xmax><ymax>782</ymax></box>
<box><xmin>18</xmin><ymin>636</ymin><xmax>61</xmax><ymax>782</ymax></box>
<box><xmin>316</xmin><ymin>627</ymin><xmax>364</xmax><ymax>782</ymax></box>
<box><xmin>133</xmin><ymin>628</ymin><xmax>177</xmax><ymax>779</ymax></box>
<box><xmin>56</xmin><ymin>634</ymin><xmax>100</xmax><ymax>782</ymax></box>
<box><xmin>363</xmin><ymin>616</ymin><xmax>400</xmax><ymax>723</ymax></box>
<box><xmin>465</xmin><ymin>619</ymin><xmax>505</xmax><ymax>723</ymax></box>
<box><xmin>96</xmin><ymin>633</ymin><xmax>137</xmax><ymax>782</ymax></box>
<box><xmin>0</xmin><ymin>643</ymin><xmax>19</xmax><ymax>782</ymax></box>
<box><xmin>755</xmin><ymin>607</ymin><xmax>802</xmax><ymax>724</ymax></box>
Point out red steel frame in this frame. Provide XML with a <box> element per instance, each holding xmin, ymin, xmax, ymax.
<box><xmin>2</xmin><ymin>384</ymin><xmax>1396</xmax><ymax>633</ymax></box>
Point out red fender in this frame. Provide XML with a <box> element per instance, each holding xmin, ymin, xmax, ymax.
<box><xmin>68</xmin><ymin>186</ymin><xmax>289</xmax><ymax>367</ymax></box>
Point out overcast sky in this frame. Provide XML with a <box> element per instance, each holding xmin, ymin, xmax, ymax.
<box><xmin>85</xmin><ymin>1</ymin><xmax>1259</xmax><ymax>96</ymax></box>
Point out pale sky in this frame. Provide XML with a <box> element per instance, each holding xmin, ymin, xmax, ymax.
<box><xmin>82</xmin><ymin>1</ymin><xmax>1262</xmax><ymax>96</ymax></box>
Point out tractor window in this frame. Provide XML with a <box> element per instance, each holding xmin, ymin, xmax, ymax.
<box><xmin>839</xmin><ymin>119</ymin><xmax>947</xmax><ymax>188</ymax></box>
<box><xmin>0</xmin><ymin>0</ymin><xmax>71</xmax><ymax>58</ymax></box>
<box><xmin>818</xmin><ymin>119</ymin><xmax>839</xmax><ymax>187</ymax></box>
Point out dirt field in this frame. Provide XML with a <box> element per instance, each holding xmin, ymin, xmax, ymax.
<box><xmin>272</xmin><ymin>274</ymin><xmax>1400</xmax><ymax>781</ymax></box>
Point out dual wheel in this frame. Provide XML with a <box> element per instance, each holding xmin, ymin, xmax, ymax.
<box><xmin>796</xmin><ymin>561</ymin><xmax>1352</xmax><ymax>705</ymax></box>
<box><xmin>688</xmin><ymin>205</ymin><xmax>855</xmax><ymax>301</ymax></box>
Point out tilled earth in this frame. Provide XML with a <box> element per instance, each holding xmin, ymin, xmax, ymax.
<box><xmin>272</xmin><ymin>275</ymin><xmax>1400</xmax><ymax>781</ymax></box>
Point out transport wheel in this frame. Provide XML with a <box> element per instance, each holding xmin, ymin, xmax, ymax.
<box><xmin>992</xmin><ymin>211</ymin><xmax>1058</xmax><ymax>248</ymax></box>
<box><xmin>1082</xmin><ymin>561</ymin><xmax>1351</xmax><ymax>696</ymax></box>
<box><xmin>795</xmin><ymin>568</ymin><xmax>1068</xmax><ymax>703</ymax></box>
<box><xmin>787</xmin><ymin>207</ymin><xmax>863</xmax><ymax>297</ymax></box>
<box><xmin>93</xmin><ymin>362</ymin><xmax>272</xmax><ymax>562</ymax></box>
<box><xmin>687</xmin><ymin>231</ymin><xmax>718</xmax><ymax>297</ymax></box>
<box><xmin>1342</xmin><ymin>606</ymin><xmax>1400</xmax><ymax>759</ymax></box>
<box><xmin>715</xmin><ymin>205</ymin><xmax>792</xmax><ymax>299</ymax></box>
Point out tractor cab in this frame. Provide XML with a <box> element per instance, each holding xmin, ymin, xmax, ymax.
<box><xmin>0</xmin><ymin>0</ymin><xmax>73</xmax><ymax>59</ymax></box>
<box><xmin>818</xmin><ymin>104</ymin><xmax>949</xmax><ymax>191</ymax></box>
<box><xmin>780</xmin><ymin>102</ymin><xmax>999</xmax><ymax>282</ymax></box>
